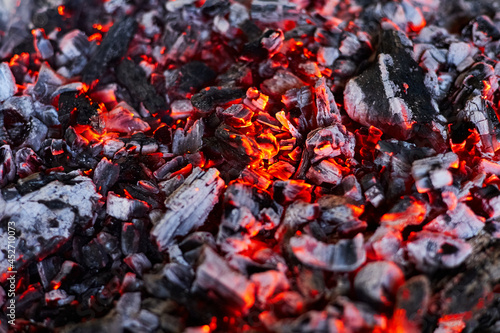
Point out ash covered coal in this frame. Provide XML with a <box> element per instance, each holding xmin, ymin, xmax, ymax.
<box><xmin>1</xmin><ymin>0</ymin><xmax>500</xmax><ymax>332</ymax></box>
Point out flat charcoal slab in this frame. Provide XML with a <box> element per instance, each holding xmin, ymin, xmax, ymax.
<box><xmin>151</xmin><ymin>167</ymin><xmax>225</xmax><ymax>251</ymax></box>
<box><xmin>0</xmin><ymin>175</ymin><xmax>101</xmax><ymax>280</ymax></box>
<box><xmin>344</xmin><ymin>29</ymin><xmax>445</xmax><ymax>143</ymax></box>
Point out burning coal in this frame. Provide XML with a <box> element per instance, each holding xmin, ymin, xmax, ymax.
<box><xmin>1</xmin><ymin>0</ymin><xmax>500</xmax><ymax>332</ymax></box>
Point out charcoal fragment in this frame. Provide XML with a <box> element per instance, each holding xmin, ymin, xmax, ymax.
<box><xmin>0</xmin><ymin>145</ymin><xmax>15</xmax><ymax>187</ymax></box>
<box><xmin>106</xmin><ymin>192</ymin><xmax>150</xmax><ymax>220</ymax></box>
<box><xmin>93</xmin><ymin>157</ymin><xmax>119</xmax><ymax>195</ymax></box>
<box><xmin>290</xmin><ymin>233</ymin><xmax>366</xmax><ymax>272</ymax></box>
<box><xmin>116</xmin><ymin>59</ymin><xmax>167</xmax><ymax>113</ymax></box>
<box><xmin>354</xmin><ymin>261</ymin><xmax>404</xmax><ymax>308</ymax></box>
<box><xmin>178</xmin><ymin>61</ymin><xmax>216</xmax><ymax>93</ymax></box>
<box><xmin>124</xmin><ymin>253</ymin><xmax>152</xmax><ymax>276</ymax></box>
<box><xmin>344</xmin><ymin>29</ymin><xmax>446</xmax><ymax>145</ymax></box>
<box><xmin>151</xmin><ymin>167</ymin><xmax>225</xmax><ymax>251</ymax></box>
<box><xmin>0</xmin><ymin>62</ymin><xmax>17</xmax><ymax>101</ymax></box>
<box><xmin>0</xmin><ymin>176</ymin><xmax>101</xmax><ymax>278</ymax></box>
<box><xmin>191</xmin><ymin>87</ymin><xmax>246</xmax><ymax>113</ymax></box>
<box><xmin>411</xmin><ymin>152</ymin><xmax>458</xmax><ymax>193</ymax></box>
<box><xmin>82</xmin><ymin>17</ymin><xmax>138</xmax><ymax>83</ymax></box>
<box><xmin>391</xmin><ymin>275</ymin><xmax>430</xmax><ymax>332</ymax></box>
<box><xmin>82</xmin><ymin>239</ymin><xmax>109</xmax><ymax>269</ymax></box>
<box><xmin>424</xmin><ymin>203</ymin><xmax>484</xmax><ymax>239</ymax></box>
<box><xmin>318</xmin><ymin>195</ymin><xmax>367</xmax><ymax>235</ymax></box>
<box><xmin>193</xmin><ymin>246</ymin><xmax>255</xmax><ymax>311</ymax></box>
<box><xmin>406</xmin><ymin>231</ymin><xmax>472</xmax><ymax>272</ymax></box>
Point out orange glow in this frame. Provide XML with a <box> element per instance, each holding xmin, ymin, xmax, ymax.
<box><xmin>408</xmin><ymin>9</ymin><xmax>426</xmax><ymax>32</ymax></box>
<box><xmin>88</xmin><ymin>33</ymin><xmax>102</xmax><ymax>43</ymax></box>
<box><xmin>201</xmin><ymin>325</ymin><xmax>210</xmax><ymax>333</ymax></box>
<box><xmin>483</xmin><ymin>80</ymin><xmax>492</xmax><ymax>99</ymax></box>
<box><xmin>57</xmin><ymin>6</ymin><xmax>65</xmax><ymax>16</ymax></box>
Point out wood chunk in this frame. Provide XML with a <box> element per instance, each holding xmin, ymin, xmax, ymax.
<box><xmin>151</xmin><ymin>167</ymin><xmax>225</xmax><ymax>251</ymax></box>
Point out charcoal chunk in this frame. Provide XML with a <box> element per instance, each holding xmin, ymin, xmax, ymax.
<box><xmin>406</xmin><ymin>231</ymin><xmax>472</xmax><ymax>272</ymax></box>
<box><xmin>82</xmin><ymin>17</ymin><xmax>138</xmax><ymax>83</ymax></box>
<box><xmin>58</xmin><ymin>92</ymin><xmax>101</xmax><ymax>130</ymax></box>
<box><xmin>354</xmin><ymin>261</ymin><xmax>404</xmax><ymax>308</ymax></box>
<box><xmin>0</xmin><ymin>62</ymin><xmax>17</xmax><ymax>102</ymax></box>
<box><xmin>424</xmin><ymin>203</ymin><xmax>484</xmax><ymax>239</ymax></box>
<box><xmin>178</xmin><ymin>61</ymin><xmax>216</xmax><ymax>92</ymax></box>
<box><xmin>191</xmin><ymin>87</ymin><xmax>246</xmax><ymax>113</ymax></box>
<box><xmin>193</xmin><ymin>246</ymin><xmax>255</xmax><ymax>311</ymax></box>
<box><xmin>151</xmin><ymin>167</ymin><xmax>225</xmax><ymax>251</ymax></box>
<box><xmin>391</xmin><ymin>275</ymin><xmax>430</xmax><ymax>332</ymax></box>
<box><xmin>290</xmin><ymin>233</ymin><xmax>366</xmax><ymax>272</ymax></box>
<box><xmin>116</xmin><ymin>59</ymin><xmax>167</xmax><ymax>113</ymax></box>
<box><xmin>344</xmin><ymin>29</ymin><xmax>446</xmax><ymax>145</ymax></box>
<box><xmin>0</xmin><ymin>176</ymin><xmax>101</xmax><ymax>279</ymax></box>
<box><xmin>93</xmin><ymin>157</ymin><xmax>119</xmax><ymax>195</ymax></box>
<box><xmin>106</xmin><ymin>192</ymin><xmax>150</xmax><ymax>220</ymax></box>
<box><xmin>0</xmin><ymin>145</ymin><xmax>15</xmax><ymax>187</ymax></box>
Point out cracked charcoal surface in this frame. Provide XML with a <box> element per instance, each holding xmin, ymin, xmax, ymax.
<box><xmin>344</xmin><ymin>29</ymin><xmax>445</xmax><ymax>145</ymax></box>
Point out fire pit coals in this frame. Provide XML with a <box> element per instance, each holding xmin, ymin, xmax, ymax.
<box><xmin>0</xmin><ymin>0</ymin><xmax>500</xmax><ymax>331</ymax></box>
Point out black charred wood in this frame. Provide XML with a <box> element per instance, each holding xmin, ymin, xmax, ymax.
<box><xmin>82</xmin><ymin>17</ymin><xmax>138</xmax><ymax>83</ymax></box>
<box><xmin>116</xmin><ymin>59</ymin><xmax>167</xmax><ymax>114</ymax></box>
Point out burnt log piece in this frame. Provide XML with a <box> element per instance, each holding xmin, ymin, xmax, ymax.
<box><xmin>0</xmin><ymin>175</ymin><xmax>101</xmax><ymax>280</ymax></box>
<box><xmin>289</xmin><ymin>233</ymin><xmax>366</xmax><ymax>272</ymax></box>
<box><xmin>151</xmin><ymin>167</ymin><xmax>225</xmax><ymax>251</ymax></box>
<box><xmin>344</xmin><ymin>29</ymin><xmax>447</xmax><ymax>149</ymax></box>
<box><xmin>82</xmin><ymin>17</ymin><xmax>138</xmax><ymax>83</ymax></box>
<box><xmin>116</xmin><ymin>59</ymin><xmax>167</xmax><ymax>114</ymax></box>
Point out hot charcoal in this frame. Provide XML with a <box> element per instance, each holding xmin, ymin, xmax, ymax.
<box><xmin>1</xmin><ymin>0</ymin><xmax>500</xmax><ymax>332</ymax></box>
